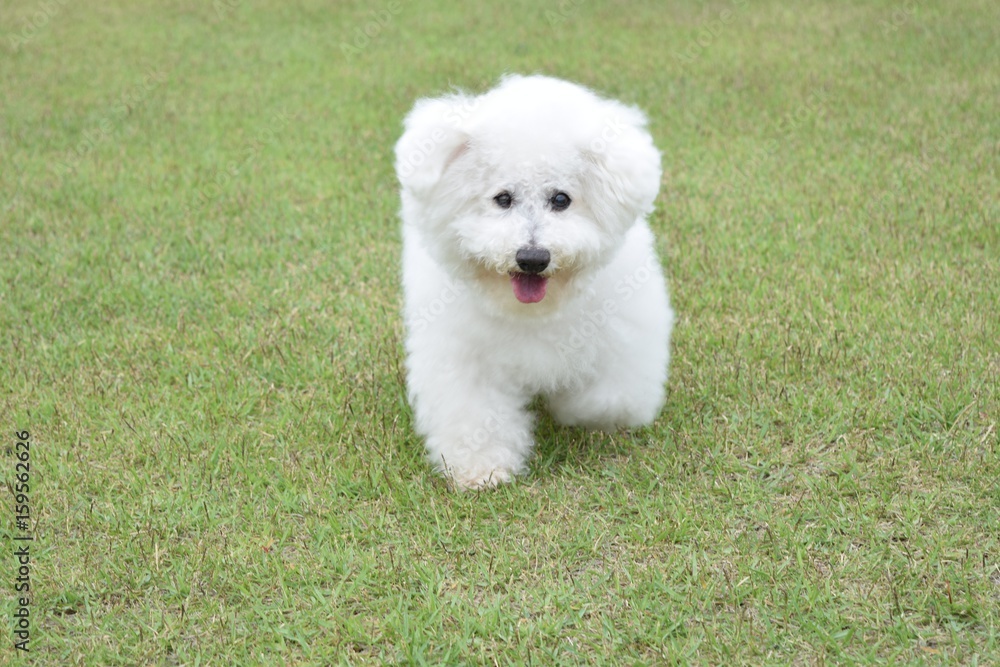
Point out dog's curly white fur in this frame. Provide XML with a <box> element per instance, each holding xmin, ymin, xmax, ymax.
<box><xmin>395</xmin><ymin>74</ymin><xmax>673</xmax><ymax>490</ymax></box>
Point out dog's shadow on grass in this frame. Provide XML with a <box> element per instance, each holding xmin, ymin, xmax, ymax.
<box><xmin>528</xmin><ymin>401</ymin><xmax>644</xmax><ymax>482</ymax></box>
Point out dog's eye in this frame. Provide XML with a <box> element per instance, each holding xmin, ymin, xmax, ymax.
<box><xmin>550</xmin><ymin>191</ymin><xmax>572</xmax><ymax>211</ymax></box>
<box><xmin>493</xmin><ymin>191</ymin><xmax>513</xmax><ymax>209</ymax></box>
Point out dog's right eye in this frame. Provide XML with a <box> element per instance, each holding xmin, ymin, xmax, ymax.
<box><xmin>549</xmin><ymin>191</ymin><xmax>572</xmax><ymax>211</ymax></box>
<box><xmin>493</xmin><ymin>191</ymin><xmax>513</xmax><ymax>209</ymax></box>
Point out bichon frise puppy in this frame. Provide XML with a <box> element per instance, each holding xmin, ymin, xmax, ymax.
<box><xmin>395</xmin><ymin>74</ymin><xmax>673</xmax><ymax>490</ymax></box>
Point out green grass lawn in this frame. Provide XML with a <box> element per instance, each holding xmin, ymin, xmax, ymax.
<box><xmin>2</xmin><ymin>0</ymin><xmax>998</xmax><ymax>663</ymax></box>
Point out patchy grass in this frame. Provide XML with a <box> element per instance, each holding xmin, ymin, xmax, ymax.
<box><xmin>1</xmin><ymin>0</ymin><xmax>997</xmax><ymax>664</ymax></box>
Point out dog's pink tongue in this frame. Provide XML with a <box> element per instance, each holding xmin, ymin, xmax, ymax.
<box><xmin>511</xmin><ymin>273</ymin><xmax>548</xmax><ymax>303</ymax></box>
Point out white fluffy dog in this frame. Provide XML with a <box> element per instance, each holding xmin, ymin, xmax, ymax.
<box><xmin>394</xmin><ymin>74</ymin><xmax>673</xmax><ymax>490</ymax></box>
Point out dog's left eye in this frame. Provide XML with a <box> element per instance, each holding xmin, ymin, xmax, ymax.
<box><xmin>549</xmin><ymin>191</ymin><xmax>572</xmax><ymax>211</ymax></box>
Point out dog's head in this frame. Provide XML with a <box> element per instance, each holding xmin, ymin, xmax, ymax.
<box><xmin>395</xmin><ymin>74</ymin><xmax>661</xmax><ymax>311</ymax></box>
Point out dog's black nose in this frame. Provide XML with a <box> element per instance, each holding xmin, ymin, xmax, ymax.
<box><xmin>515</xmin><ymin>247</ymin><xmax>550</xmax><ymax>274</ymax></box>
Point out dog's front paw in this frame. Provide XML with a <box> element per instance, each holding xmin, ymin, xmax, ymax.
<box><xmin>448</xmin><ymin>467</ymin><xmax>515</xmax><ymax>492</ymax></box>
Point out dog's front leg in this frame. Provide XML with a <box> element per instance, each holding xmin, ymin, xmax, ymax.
<box><xmin>408</xmin><ymin>369</ymin><xmax>534</xmax><ymax>490</ymax></box>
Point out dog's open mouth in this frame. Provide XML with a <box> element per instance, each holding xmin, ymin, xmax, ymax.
<box><xmin>510</xmin><ymin>272</ymin><xmax>548</xmax><ymax>303</ymax></box>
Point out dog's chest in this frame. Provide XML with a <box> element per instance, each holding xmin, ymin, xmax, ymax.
<box><xmin>470</xmin><ymin>314</ymin><xmax>603</xmax><ymax>393</ymax></box>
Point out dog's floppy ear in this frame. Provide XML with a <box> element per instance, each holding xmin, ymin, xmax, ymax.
<box><xmin>580</xmin><ymin>103</ymin><xmax>662</xmax><ymax>232</ymax></box>
<box><xmin>395</xmin><ymin>95</ymin><xmax>472</xmax><ymax>198</ymax></box>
